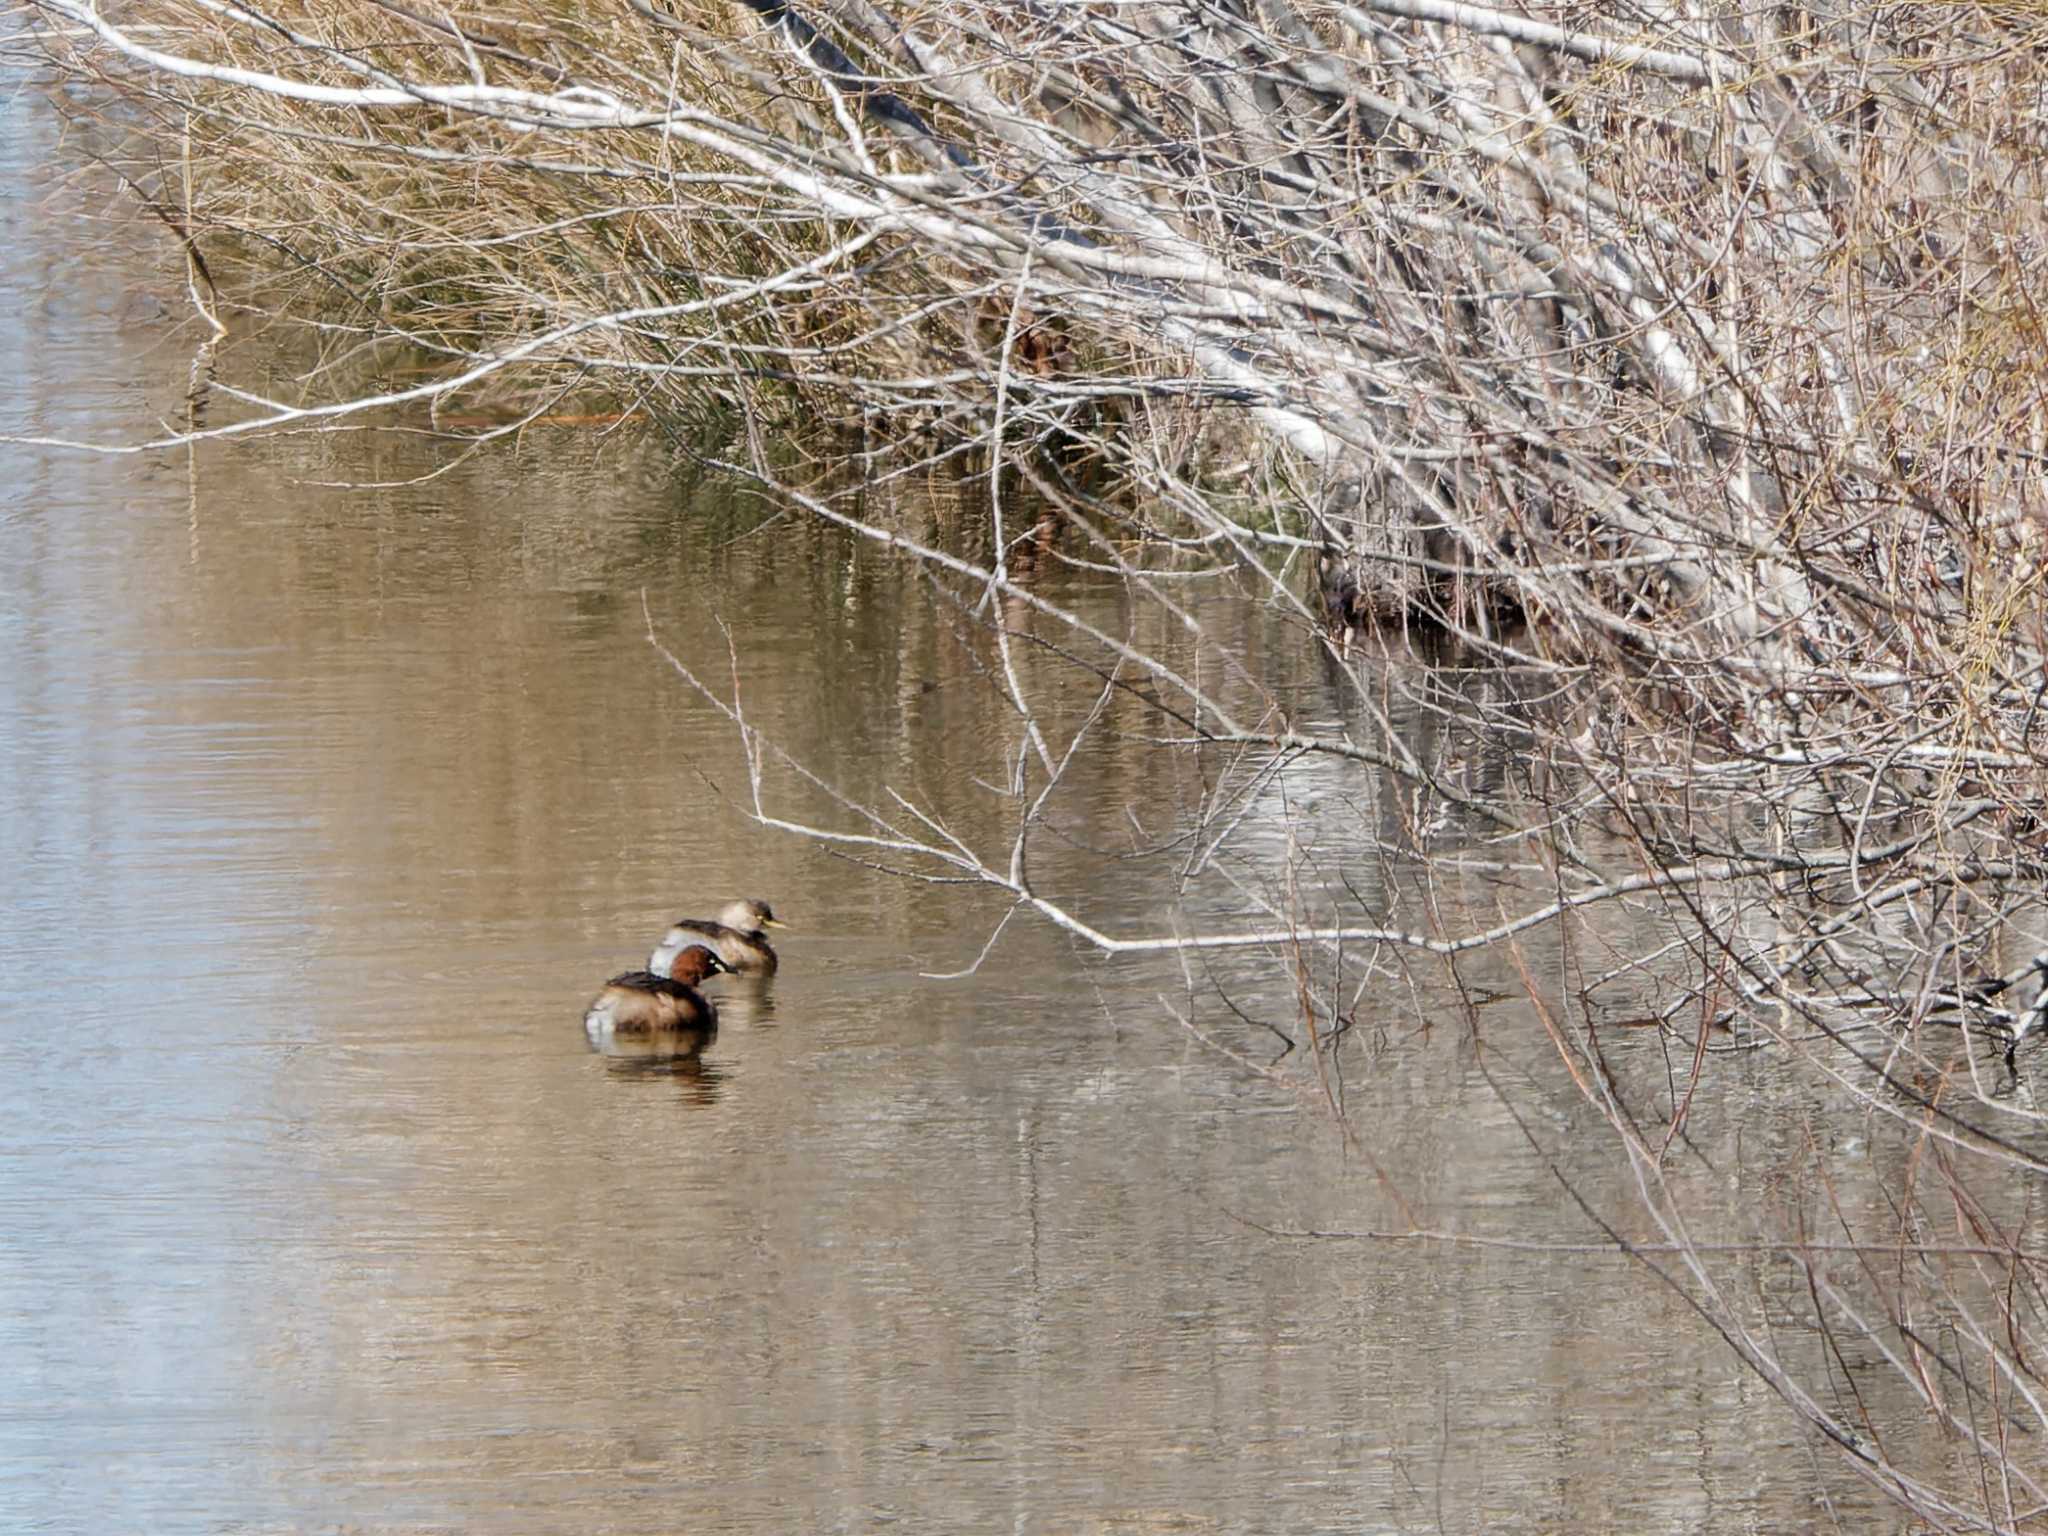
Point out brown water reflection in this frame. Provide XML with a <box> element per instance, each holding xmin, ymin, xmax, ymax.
<box><xmin>0</xmin><ymin>90</ymin><xmax>1978</xmax><ymax>1534</ymax></box>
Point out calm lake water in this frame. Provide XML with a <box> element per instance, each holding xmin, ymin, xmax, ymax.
<box><xmin>0</xmin><ymin>88</ymin><xmax>1999</xmax><ymax>1533</ymax></box>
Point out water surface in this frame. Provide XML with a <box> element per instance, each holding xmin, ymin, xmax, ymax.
<box><xmin>0</xmin><ymin>86</ymin><xmax>1980</xmax><ymax>1533</ymax></box>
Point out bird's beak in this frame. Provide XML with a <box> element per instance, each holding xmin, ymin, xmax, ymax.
<box><xmin>762</xmin><ymin>918</ymin><xmax>788</xmax><ymax>929</ymax></box>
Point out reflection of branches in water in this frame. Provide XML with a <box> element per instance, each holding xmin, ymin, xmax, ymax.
<box><xmin>632</xmin><ymin>445</ymin><xmax>2048</xmax><ymax>1526</ymax></box>
<box><xmin>28</xmin><ymin>0</ymin><xmax>2048</xmax><ymax>1512</ymax></box>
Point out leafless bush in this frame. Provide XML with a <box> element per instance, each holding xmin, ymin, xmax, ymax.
<box><xmin>21</xmin><ymin>0</ymin><xmax>2048</xmax><ymax>1521</ymax></box>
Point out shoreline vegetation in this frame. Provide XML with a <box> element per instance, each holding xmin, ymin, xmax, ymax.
<box><xmin>20</xmin><ymin>0</ymin><xmax>2048</xmax><ymax>1522</ymax></box>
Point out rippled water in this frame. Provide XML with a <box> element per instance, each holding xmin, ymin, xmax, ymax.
<box><xmin>0</xmin><ymin>87</ymin><xmax>1972</xmax><ymax>1533</ymax></box>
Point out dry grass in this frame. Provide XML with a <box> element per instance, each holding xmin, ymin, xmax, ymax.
<box><xmin>26</xmin><ymin>1</ymin><xmax>2048</xmax><ymax>1523</ymax></box>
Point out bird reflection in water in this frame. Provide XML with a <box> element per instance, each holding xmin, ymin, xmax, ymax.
<box><xmin>598</xmin><ymin>1052</ymin><xmax>729</xmax><ymax>1106</ymax></box>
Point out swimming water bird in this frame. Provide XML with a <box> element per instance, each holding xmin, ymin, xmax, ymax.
<box><xmin>650</xmin><ymin>898</ymin><xmax>785</xmax><ymax>976</ymax></box>
<box><xmin>584</xmin><ymin>944</ymin><xmax>733</xmax><ymax>1053</ymax></box>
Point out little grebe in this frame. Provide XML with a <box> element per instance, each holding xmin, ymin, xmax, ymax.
<box><xmin>584</xmin><ymin>944</ymin><xmax>733</xmax><ymax>1052</ymax></box>
<box><xmin>650</xmin><ymin>897</ymin><xmax>785</xmax><ymax>977</ymax></box>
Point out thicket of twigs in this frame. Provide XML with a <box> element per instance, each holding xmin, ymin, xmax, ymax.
<box><xmin>22</xmin><ymin>0</ymin><xmax>2048</xmax><ymax>1522</ymax></box>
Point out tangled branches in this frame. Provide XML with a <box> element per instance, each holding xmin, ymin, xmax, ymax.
<box><xmin>21</xmin><ymin>0</ymin><xmax>2048</xmax><ymax>1521</ymax></box>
